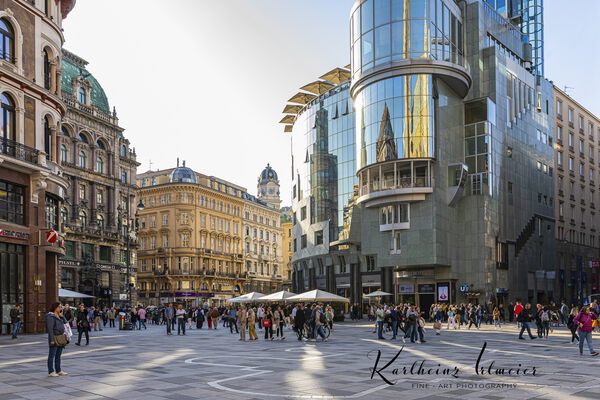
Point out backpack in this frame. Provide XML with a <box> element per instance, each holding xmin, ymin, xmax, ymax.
<box><xmin>319</xmin><ymin>311</ymin><xmax>326</xmax><ymax>324</ymax></box>
<box><xmin>541</xmin><ymin>311</ymin><xmax>549</xmax><ymax>322</ymax></box>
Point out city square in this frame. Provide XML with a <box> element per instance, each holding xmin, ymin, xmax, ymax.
<box><xmin>1</xmin><ymin>320</ymin><xmax>600</xmax><ymax>400</ymax></box>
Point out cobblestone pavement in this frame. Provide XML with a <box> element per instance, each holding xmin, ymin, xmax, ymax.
<box><xmin>0</xmin><ymin>321</ymin><xmax>599</xmax><ymax>400</ymax></box>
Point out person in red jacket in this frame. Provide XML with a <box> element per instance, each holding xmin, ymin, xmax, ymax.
<box><xmin>573</xmin><ymin>306</ymin><xmax>599</xmax><ymax>356</ymax></box>
<box><xmin>514</xmin><ymin>301</ymin><xmax>523</xmax><ymax>327</ymax></box>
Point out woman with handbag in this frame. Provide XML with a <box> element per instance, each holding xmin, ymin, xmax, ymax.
<box><xmin>46</xmin><ymin>302</ymin><xmax>68</xmax><ymax>377</ymax></box>
<box><xmin>263</xmin><ymin>307</ymin><xmax>274</xmax><ymax>340</ymax></box>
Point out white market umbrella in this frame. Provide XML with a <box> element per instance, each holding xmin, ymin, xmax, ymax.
<box><xmin>59</xmin><ymin>288</ymin><xmax>94</xmax><ymax>298</ymax></box>
<box><xmin>259</xmin><ymin>291</ymin><xmax>297</xmax><ymax>302</ymax></box>
<box><xmin>363</xmin><ymin>290</ymin><xmax>392</xmax><ymax>297</ymax></box>
<box><xmin>229</xmin><ymin>292</ymin><xmax>266</xmax><ymax>303</ymax></box>
<box><xmin>286</xmin><ymin>289</ymin><xmax>350</xmax><ymax>303</ymax></box>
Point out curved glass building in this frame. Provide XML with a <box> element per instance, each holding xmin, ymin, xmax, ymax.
<box><xmin>286</xmin><ymin>0</ymin><xmax>556</xmax><ymax>309</ymax></box>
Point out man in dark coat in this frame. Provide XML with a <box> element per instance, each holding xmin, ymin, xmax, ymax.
<box><xmin>294</xmin><ymin>304</ymin><xmax>306</xmax><ymax>341</ymax></box>
<box><xmin>75</xmin><ymin>304</ymin><xmax>90</xmax><ymax>346</ymax></box>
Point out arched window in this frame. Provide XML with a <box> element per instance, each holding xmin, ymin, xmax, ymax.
<box><xmin>60</xmin><ymin>207</ymin><xmax>68</xmax><ymax>225</ymax></box>
<box><xmin>79</xmin><ymin>210</ymin><xmax>87</xmax><ymax>226</ymax></box>
<box><xmin>43</xmin><ymin>49</ymin><xmax>51</xmax><ymax>90</ymax></box>
<box><xmin>78</xmin><ymin>87</ymin><xmax>86</xmax><ymax>104</ymax></box>
<box><xmin>97</xmin><ymin>214</ymin><xmax>104</xmax><ymax>229</ymax></box>
<box><xmin>44</xmin><ymin>116</ymin><xmax>52</xmax><ymax>159</ymax></box>
<box><xmin>120</xmin><ymin>144</ymin><xmax>127</xmax><ymax>157</ymax></box>
<box><xmin>79</xmin><ymin>151</ymin><xmax>86</xmax><ymax>168</ymax></box>
<box><xmin>0</xmin><ymin>18</ymin><xmax>14</xmax><ymax>63</ymax></box>
<box><xmin>77</xmin><ymin>132</ymin><xmax>88</xmax><ymax>143</ymax></box>
<box><xmin>96</xmin><ymin>139</ymin><xmax>105</xmax><ymax>150</ymax></box>
<box><xmin>1</xmin><ymin>92</ymin><xmax>15</xmax><ymax>141</ymax></box>
<box><xmin>61</xmin><ymin>126</ymin><xmax>70</xmax><ymax>136</ymax></box>
<box><xmin>60</xmin><ymin>144</ymin><xmax>67</xmax><ymax>163</ymax></box>
<box><xmin>96</xmin><ymin>157</ymin><xmax>103</xmax><ymax>173</ymax></box>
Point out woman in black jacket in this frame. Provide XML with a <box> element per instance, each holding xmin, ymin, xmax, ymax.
<box><xmin>46</xmin><ymin>302</ymin><xmax>67</xmax><ymax>377</ymax></box>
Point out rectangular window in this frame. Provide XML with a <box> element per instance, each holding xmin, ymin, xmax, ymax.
<box><xmin>556</xmin><ymin>99</ymin><xmax>562</xmax><ymax>118</ymax></box>
<box><xmin>64</xmin><ymin>240</ymin><xmax>76</xmax><ymax>258</ymax></box>
<box><xmin>300</xmin><ymin>206</ymin><xmax>307</xmax><ymax>220</ymax></box>
<box><xmin>557</xmin><ymin>152</ymin><xmax>563</xmax><ymax>167</ymax></box>
<box><xmin>162</xmin><ymin>214</ymin><xmax>168</xmax><ymax>225</ymax></box>
<box><xmin>45</xmin><ymin>195</ymin><xmax>58</xmax><ymax>230</ymax></box>
<box><xmin>301</xmin><ymin>234</ymin><xmax>307</xmax><ymax>249</ymax></box>
<box><xmin>99</xmin><ymin>246</ymin><xmax>111</xmax><ymax>262</ymax></box>
<box><xmin>315</xmin><ymin>230</ymin><xmax>323</xmax><ymax>245</ymax></box>
<box><xmin>121</xmin><ymin>171</ymin><xmax>128</xmax><ymax>184</ymax></box>
<box><xmin>568</xmin><ymin>108</ymin><xmax>574</xmax><ymax>123</ymax></box>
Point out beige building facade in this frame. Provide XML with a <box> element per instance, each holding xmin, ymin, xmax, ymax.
<box><xmin>135</xmin><ymin>163</ymin><xmax>284</xmax><ymax>305</ymax></box>
<box><xmin>554</xmin><ymin>87</ymin><xmax>600</xmax><ymax>302</ymax></box>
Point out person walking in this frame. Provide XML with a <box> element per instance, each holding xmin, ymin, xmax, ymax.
<box><xmin>176</xmin><ymin>304</ymin><xmax>186</xmax><ymax>335</ymax></box>
<box><xmin>568</xmin><ymin>307</ymin><xmax>580</xmax><ymax>343</ymax></box>
<box><xmin>210</xmin><ymin>307</ymin><xmax>220</xmax><ymax>330</ymax></box>
<box><xmin>312</xmin><ymin>305</ymin><xmax>328</xmax><ymax>342</ymax></box>
<box><xmin>63</xmin><ymin>304</ymin><xmax>74</xmax><ymax>329</ymax></box>
<box><xmin>74</xmin><ymin>304</ymin><xmax>90</xmax><ymax>346</ymax></box>
<box><xmin>46</xmin><ymin>302</ymin><xmax>68</xmax><ymax>377</ymax></box>
<box><xmin>325</xmin><ymin>306</ymin><xmax>334</xmax><ymax>331</ymax></box>
<box><xmin>493</xmin><ymin>306</ymin><xmax>501</xmax><ymax>328</ymax></box>
<box><xmin>237</xmin><ymin>306</ymin><xmax>247</xmax><ymax>341</ymax></box>
<box><xmin>108</xmin><ymin>308</ymin><xmax>116</xmax><ymax>328</ymax></box>
<box><xmin>573</xmin><ymin>306</ymin><xmax>599</xmax><ymax>356</ymax></box>
<box><xmin>92</xmin><ymin>307</ymin><xmax>102</xmax><ymax>331</ymax></box>
<box><xmin>540</xmin><ymin>306</ymin><xmax>551</xmax><ymax>338</ymax></box>
<box><xmin>137</xmin><ymin>307</ymin><xmax>147</xmax><ymax>330</ymax></box>
<box><xmin>263</xmin><ymin>307</ymin><xmax>274</xmax><ymax>340</ymax></box>
<box><xmin>257</xmin><ymin>306</ymin><xmax>265</xmax><ymax>330</ymax></box>
<box><xmin>294</xmin><ymin>304</ymin><xmax>305</xmax><ymax>340</ymax></box>
<box><xmin>514</xmin><ymin>301</ymin><xmax>523</xmax><ymax>328</ymax></box>
<box><xmin>10</xmin><ymin>305</ymin><xmax>22</xmax><ymax>339</ymax></box>
<box><xmin>560</xmin><ymin>301</ymin><xmax>569</xmax><ymax>326</ymax></box>
<box><xmin>274</xmin><ymin>306</ymin><xmax>286</xmax><ymax>340</ymax></box>
<box><xmin>517</xmin><ymin>303</ymin><xmax>536</xmax><ymax>340</ymax></box>
<box><xmin>165</xmin><ymin>303</ymin><xmax>175</xmax><ymax>335</ymax></box>
<box><xmin>247</xmin><ymin>307</ymin><xmax>258</xmax><ymax>340</ymax></box>
<box><xmin>196</xmin><ymin>308</ymin><xmax>205</xmax><ymax>329</ymax></box>
<box><xmin>229</xmin><ymin>307</ymin><xmax>239</xmax><ymax>334</ymax></box>
<box><xmin>376</xmin><ymin>304</ymin><xmax>385</xmax><ymax>340</ymax></box>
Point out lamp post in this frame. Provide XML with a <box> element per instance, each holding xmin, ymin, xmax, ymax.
<box><xmin>118</xmin><ymin>198</ymin><xmax>145</xmax><ymax>307</ymax></box>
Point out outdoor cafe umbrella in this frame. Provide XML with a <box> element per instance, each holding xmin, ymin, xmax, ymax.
<box><xmin>58</xmin><ymin>288</ymin><xmax>94</xmax><ymax>298</ymax></box>
<box><xmin>228</xmin><ymin>292</ymin><xmax>266</xmax><ymax>303</ymax></box>
<box><xmin>258</xmin><ymin>290</ymin><xmax>297</xmax><ymax>302</ymax></box>
<box><xmin>286</xmin><ymin>289</ymin><xmax>350</xmax><ymax>303</ymax></box>
<box><xmin>363</xmin><ymin>290</ymin><xmax>392</xmax><ymax>298</ymax></box>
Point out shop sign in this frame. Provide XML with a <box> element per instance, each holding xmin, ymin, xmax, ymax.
<box><xmin>496</xmin><ymin>288</ymin><xmax>509</xmax><ymax>294</ymax></box>
<box><xmin>160</xmin><ymin>292</ymin><xmax>215</xmax><ymax>298</ymax></box>
<box><xmin>316</xmin><ymin>277</ymin><xmax>327</xmax><ymax>289</ymax></box>
<box><xmin>535</xmin><ymin>270</ymin><xmax>545</xmax><ymax>279</ymax></box>
<box><xmin>546</xmin><ymin>271</ymin><xmax>556</xmax><ymax>279</ymax></box>
<box><xmin>437</xmin><ymin>285</ymin><xmax>449</xmax><ymax>301</ymax></box>
<box><xmin>459</xmin><ymin>284</ymin><xmax>470</xmax><ymax>292</ymax></box>
<box><xmin>398</xmin><ymin>284</ymin><xmax>414</xmax><ymax>294</ymax></box>
<box><xmin>59</xmin><ymin>259</ymin><xmax>81</xmax><ymax>266</ymax></box>
<box><xmin>418</xmin><ymin>284</ymin><xmax>435</xmax><ymax>293</ymax></box>
<box><xmin>361</xmin><ymin>274</ymin><xmax>381</xmax><ymax>287</ymax></box>
<box><xmin>336</xmin><ymin>275</ymin><xmax>350</xmax><ymax>288</ymax></box>
<box><xmin>0</xmin><ymin>229</ymin><xmax>30</xmax><ymax>240</ymax></box>
<box><xmin>590</xmin><ymin>260</ymin><xmax>600</xmax><ymax>269</ymax></box>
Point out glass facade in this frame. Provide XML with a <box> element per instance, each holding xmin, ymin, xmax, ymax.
<box><xmin>520</xmin><ymin>0</ymin><xmax>543</xmax><ymax>76</ymax></box>
<box><xmin>351</xmin><ymin>0</ymin><xmax>464</xmax><ymax>75</ymax></box>
<box><xmin>291</xmin><ymin>82</ymin><xmax>356</xmax><ymax>234</ymax></box>
<box><xmin>355</xmin><ymin>74</ymin><xmax>435</xmax><ymax>169</ymax></box>
<box><xmin>0</xmin><ymin>243</ymin><xmax>24</xmax><ymax>335</ymax></box>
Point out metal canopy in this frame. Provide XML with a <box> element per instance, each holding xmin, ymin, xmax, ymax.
<box><xmin>319</xmin><ymin>67</ymin><xmax>351</xmax><ymax>85</ymax></box>
<box><xmin>300</xmin><ymin>80</ymin><xmax>335</xmax><ymax>95</ymax></box>
<box><xmin>288</xmin><ymin>92</ymin><xmax>317</xmax><ymax>105</ymax></box>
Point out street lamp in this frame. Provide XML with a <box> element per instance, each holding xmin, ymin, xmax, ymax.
<box><xmin>118</xmin><ymin>198</ymin><xmax>145</xmax><ymax>308</ymax></box>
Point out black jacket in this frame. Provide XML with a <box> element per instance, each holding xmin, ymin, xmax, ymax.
<box><xmin>76</xmin><ymin>309</ymin><xmax>90</xmax><ymax>329</ymax></box>
<box><xmin>517</xmin><ymin>309</ymin><xmax>533</xmax><ymax>322</ymax></box>
<box><xmin>295</xmin><ymin>309</ymin><xmax>306</xmax><ymax>327</ymax></box>
<box><xmin>10</xmin><ymin>308</ymin><xmax>22</xmax><ymax>323</ymax></box>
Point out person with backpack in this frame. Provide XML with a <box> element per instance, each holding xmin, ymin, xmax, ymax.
<box><xmin>573</xmin><ymin>306</ymin><xmax>599</xmax><ymax>356</ymax></box>
<box><xmin>540</xmin><ymin>306</ymin><xmax>551</xmax><ymax>338</ymax></box>
<box><xmin>196</xmin><ymin>308</ymin><xmax>205</xmax><ymax>329</ymax></box>
<box><xmin>312</xmin><ymin>305</ymin><xmax>328</xmax><ymax>342</ymax></box>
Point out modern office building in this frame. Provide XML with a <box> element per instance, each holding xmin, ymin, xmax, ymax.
<box><xmin>280</xmin><ymin>207</ymin><xmax>293</xmax><ymax>290</ymax></box>
<box><xmin>553</xmin><ymin>87</ymin><xmax>600</xmax><ymax>303</ymax></box>
<box><xmin>0</xmin><ymin>0</ymin><xmax>75</xmax><ymax>334</ymax></box>
<box><xmin>284</xmin><ymin>0</ymin><xmax>556</xmax><ymax>309</ymax></box>
<box><xmin>57</xmin><ymin>49</ymin><xmax>139</xmax><ymax>308</ymax></box>
<box><xmin>136</xmin><ymin>163</ymin><xmax>283</xmax><ymax>306</ymax></box>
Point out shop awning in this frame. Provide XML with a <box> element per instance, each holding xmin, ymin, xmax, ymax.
<box><xmin>59</xmin><ymin>288</ymin><xmax>95</xmax><ymax>298</ymax></box>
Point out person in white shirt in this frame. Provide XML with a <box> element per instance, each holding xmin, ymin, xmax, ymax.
<box><xmin>176</xmin><ymin>305</ymin><xmax>186</xmax><ymax>335</ymax></box>
<box><xmin>256</xmin><ymin>306</ymin><xmax>265</xmax><ymax>330</ymax></box>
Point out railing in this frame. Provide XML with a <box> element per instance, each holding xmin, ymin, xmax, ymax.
<box><xmin>361</xmin><ymin>176</ymin><xmax>430</xmax><ymax>195</ymax></box>
<box><xmin>0</xmin><ymin>137</ymin><xmax>40</xmax><ymax>165</ymax></box>
<box><xmin>62</xmin><ymin>95</ymin><xmax>119</xmax><ymax>125</ymax></box>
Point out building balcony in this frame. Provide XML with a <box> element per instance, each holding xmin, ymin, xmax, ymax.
<box><xmin>357</xmin><ymin>159</ymin><xmax>433</xmax><ymax>207</ymax></box>
<box><xmin>570</xmin><ymin>194</ymin><xmax>576</xmax><ymax>201</ymax></box>
<box><xmin>0</xmin><ymin>137</ymin><xmax>40</xmax><ymax>165</ymax></box>
<box><xmin>580</xmin><ymin>128</ymin><xmax>585</xmax><ymax>135</ymax></box>
<box><xmin>558</xmin><ymin>189</ymin><xmax>564</xmax><ymax>197</ymax></box>
<box><xmin>63</xmin><ymin>95</ymin><xmax>119</xmax><ymax>126</ymax></box>
<box><xmin>569</xmin><ymin>122</ymin><xmax>574</xmax><ymax>129</ymax></box>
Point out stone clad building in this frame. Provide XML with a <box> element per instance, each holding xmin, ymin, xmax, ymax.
<box><xmin>57</xmin><ymin>49</ymin><xmax>139</xmax><ymax>307</ymax></box>
<box><xmin>284</xmin><ymin>0</ymin><xmax>556</xmax><ymax>309</ymax></box>
<box><xmin>0</xmin><ymin>0</ymin><xmax>75</xmax><ymax>334</ymax></box>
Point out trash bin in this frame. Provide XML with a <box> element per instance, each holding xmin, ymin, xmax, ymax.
<box><xmin>118</xmin><ymin>312</ymin><xmax>126</xmax><ymax>330</ymax></box>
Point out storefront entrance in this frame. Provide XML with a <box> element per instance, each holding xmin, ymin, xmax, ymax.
<box><xmin>0</xmin><ymin>243</ymin><xmax>25</xmax><ymax>335</ymax></box>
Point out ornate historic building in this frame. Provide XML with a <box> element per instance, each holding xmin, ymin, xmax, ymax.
<box><xmin>243</xmin><ymin>165</ymin><xmax>284</xmax><ymax>293</ymax></box>
<box><xmin>58</xmin><ymin>49</ymin><xmax>139</xmax><ymax>308</ymax></box>
<box><xmin>136</xmin><ymin>163</ymin><xmax>284</xmax><ymax>305</ymax></box>
<box><xmin>0</xmin><ymin>0</ymin><xmax>75</xmax><ymax>334</ymax></box>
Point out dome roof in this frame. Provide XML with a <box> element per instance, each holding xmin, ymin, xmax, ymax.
<box><xmin>259</xmin><ymin>164</ymin><xmax>278</xmax><ymax>184</ymax></box>
<box><xmin>170</xmin><ymin>167</ymin><xmax>197</xmax><ymax>184</ymax></box>
<box><xmin>61</xmin><ymin>50</ymin><xmax>110</xmax><ymax>114</ymax></box>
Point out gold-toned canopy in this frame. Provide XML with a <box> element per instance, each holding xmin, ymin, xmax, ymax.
<box><xmin>282</xmin><ymin>104</ymin><xmax>302</xmax><ymax>114</ymax></box>
<box><xmin>320</xmin><ymin>67</ymin><xmax>351</xmax><ymax>85</ymax></box>
<box><xmin>288</xmin><ymin>92</ymin><xmax>317</xmax><ymax>105</ymax></box>
<box><xmin>279</xmin><ymin>115</ymin><xmax>295</xmax><ymax>124</ymax></box>
<box><xmin>344</xmin><ymin>64</ymin><xmax>351</xmax><ymax>70</ymax></box>
<box><xmin>284</xmin><ymin>125</ymin><xmax>293</xmax><ymax>133</ymax></box>
<box><xmin>300</xmin><ymin>80</ymin><xmax>335</xmax><ymax>95</ymax></box>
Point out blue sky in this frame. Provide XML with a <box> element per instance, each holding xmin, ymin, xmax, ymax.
<box><xmin>62</xmin><ymin>0</ymin><xmax>599</xmax><ymax>205</ymax></box>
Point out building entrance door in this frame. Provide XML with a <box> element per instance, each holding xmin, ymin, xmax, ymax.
<box><xmin>0</xmin><ymin>243</ymin><xmax>25</xmax><ymax>335</ymax></box>
<box><xmin>418</xmin><ymin>293</ymin><xmax>435</xmax><ymax>318</ymax></box>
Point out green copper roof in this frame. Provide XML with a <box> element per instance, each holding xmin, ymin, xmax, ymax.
<box><xmin>61</xmin><ymin>50</ymin><xmax>110</xmax><ymax>114</ymax></box>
